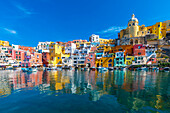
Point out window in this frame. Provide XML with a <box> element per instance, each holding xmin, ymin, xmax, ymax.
<box><xmin>138</xmin><ymin>46</ymin><xmax>141</xmax><ymax>49</ymax></box>
<box><xmin>138</xmin><ymin>52</ymin><xmax>141</xmax><ymax>55</ymax></box>
<box><xmin>129</xmin><ymin>24</ymin><xmax>131</xmax><ymax>26</ymax></box>
<box><xmin>158</xmin><ymin>25</ymin><xmax>160</xmax><ymax>27</ymax></box>
<box><xmin>133</xmin><ymin>23</ymin><xmax>135</xmax><ymax>26</ymax></box>
<box><xmin>108</xmin><ymin>59</ymin><xmax>112</xmax><ymax>62</ymax></box>
<box><xmin>37</xmin><ymin>55</ymin><xmax>39</xmax><ymax>58</ymax></box>
<box><xmin>120</xmin><ymin>62</ymin><xmax>122</xmax><ymax>64</ymax></box>
<box><xmin>126</xmin><ymin>58</ymin><xmax>131</xmax><ymax>60</ymax></box>
<box><xmin>88</xmin><ymin>59</ymin><xmax>90</xmax><ymax>61</ymax></box>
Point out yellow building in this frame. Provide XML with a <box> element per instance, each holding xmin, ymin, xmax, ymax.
<box><xmin>0</xmin><ymin>40</ymin><xmax>9</xmax><ymax>46</ymax></box>
<box><xmin>49</xmin><ymin>43</ymin><xmax>70</xmax><ymax>67</ymax></box>
<box><xmin>119</xmin><ymin>14</ymin><xmax>170</xmax><ymax>40</ymax></box>
<box><xmin>97</xmin><ymin>45</ymin><xmax>111</xmax><ymax>52</ymax></box>
<box><xmin>95</xmin><ymin>54</ymin><xmax>114</xmax><ymax>67</ymax></box>
<box><xmin>99</xmin><ymin>38</ymin><xmax>110</xmax><ymax>44</ymax></box>
<box><xmin>125</xmin><ymin>56</ymin><xmax>134</xmax><ymax>65</ymax></box>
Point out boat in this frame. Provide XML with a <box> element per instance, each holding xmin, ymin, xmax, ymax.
<box><xmin>84</xmin><ymin>67</ymin><xmax>89</xmax><ymax>71</ymax></box>
<box><xmin>91</xmin><ymin>67</ymin><xmax>96</xmax><ymax>71</ymax></box>
<box><xmin>52</xmin><ymin>67</ymin><xmax>57</xmax><ymax>70</ymax></box>
<box><xmin>21</xmin><ymin>68</ymin><xmax>29</xmax><ymax>72</ymax></box>
<box><xmin>99</xmin><ymin>67</ymin><xmax>108</xmax><ymax>73</ymax></box>
<box><xmin>57</xmin><ymin>67</ymin><xmax>62</xmax><ymax>71</ymax></box>
<box><xmin>31</xmin><ymin>68</ymin><xmax>37</xmax><ymax>72</ymax></box>
<box><xmin>6</xmin><ymin>66</ymin><xmax>13</xmax><ymax>70</ymax></box>
<box><xmin>46</xmin><ymin>67</ymin><xmax>53</xmax><ymax>70</ymax></box>
<box><xmin>97</xmin><ymin>67</ymin><xmax>102</xmax><ymax>70</ymax></box>
<box><xmin>102</xmin><ymin>67</ymin><xmax>108</xmax><ymax>71</ymax></box>
<box><xmin>159</xmin><ymin>67</ymin><xmax>164</xmax><ymax>71</ymax></box>
<box><xmin>164</xmin><ymin>67</ymin><xmax>169</xmax><ymax>72</ymax></box>
<box><xmin>21</xmin><ymin>67</ymin><xmax>37</xmax><ymax>72</ymax></box>
<box><xmin>152</xmin><ymin>67</ymin><xmax>159</xmax><ymax>71</ymax></box>
<box><xmin>137</xmin><ymin>67</ymin><xmax>148</xmax><ymax>71</ymax></box>
<box><xmin>108</xmin><ymin>67</ymin><xmax>114</xmax><ymax>71</ymax></box>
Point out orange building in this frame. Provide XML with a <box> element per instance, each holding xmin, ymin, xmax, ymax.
<box><xmin>19</xmin><ymin>46</ymin><xmax>36</xmax><ymax>53</ymax></box>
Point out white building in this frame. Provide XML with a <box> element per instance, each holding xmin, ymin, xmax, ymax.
<box><xmin>89</xmin><ymin>34</ymin><xmax>100</xmax><ymax>42</ymax></box>
<box><xmin>65</xmin><ymin>43</ymin><xmax>76</xmax><ymax>54</ymax></box>
<box><xmin>37</xmin><ymin>42</ymin><xmax>51</xmax><ymax>51</ymax></box>
<box><xmin>72</xmin><ymin>44</ymin><xmax>92</xmax><ymax>67</ymax></box>
<box><xmin>12</xmin><ymin>44</ymin><xmax>19</xmax><ymax>50</ymax></box>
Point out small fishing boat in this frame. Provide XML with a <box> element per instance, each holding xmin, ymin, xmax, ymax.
<box><xmin>6</xmin><ymin>66</ymin><xmax>13</xmax><ymax>70</ymax></box>
<box><xmin>152</xmin><ymin>67</ymin><xmax>159</xmax><ymax>70</ymax></box>
<box><xmin>91</xmin><ymin>67</ymin><xmax>96</xmax><ymax>71</ymax></box>
<box><xmin>84</xmin><ymin>67</ymin><xmax>89</xmax><ymax>71</ymax></box>
<box><xmin>46</xmin><ymin>67</ymin><xmax>53</xmax><ymax>70</ymax></box>
<box><xmin>31</xmin><ymin>68</ymin><xmax>37</xmax><ymax>72</ymax></box>
<box><xmin>137</xmin><ymin>67</ymin><xmax>148</xmax><ymax>71</ymax></box>
<box><xmin>108</xmin><ymin>67</ymin><xmax>114</xmax><ymax>71</ymax></box>
<box><xmin>164</xmin><ymin>67</ymin><xmax>169</xmax><ymax>72</ymax></box>
<box><xmin>21</xmin><ymin>68</ymin><xmax>29</xmax><ymax>72</ymax></box>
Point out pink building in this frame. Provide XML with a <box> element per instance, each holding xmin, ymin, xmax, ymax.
<box><xmin>85</xmin><ymin>52</ymin><xmax>96</xmax><ymax>68</ymax></box>
<box><xmin>11</xmin><ymin>49</ymin><xmax>25</xmax><ymax>62</ymax></box>
<box><xmin>21</xmin><ymin>52</ymin><xmax>43</xmax><ymax>67</ymax></box>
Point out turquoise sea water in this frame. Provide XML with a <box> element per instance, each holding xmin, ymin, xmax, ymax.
<box><xmin>0</xmin><ymin>70</ymin><xmax>169</xmax><ymax>113</ymax></box>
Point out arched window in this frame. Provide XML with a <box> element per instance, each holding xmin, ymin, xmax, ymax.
<box><xmin>108</xmin><ymin>59</ymin><xmax>112</xmax><ymax>62</ymax></box>
<box><xmin>135</xmin><ymin>40</ymin><xmax>138</xmax><ymax>44</ymax></box>
<box><xmin>130</xmin><ymin>39</ymin><xmax>133</xmax><ymax>45</ymax></box>
<box><xmin>133</xmin><ymin>23</ymin><xmax>135</xmax><ymax>26</ymax></box>
<box><xmin>129</xmin><ymin>24</ymin><xmax>131</xmax><ymax>26</ymax></box>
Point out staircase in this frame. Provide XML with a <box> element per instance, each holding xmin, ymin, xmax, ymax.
<box><xmin>102</xmin><ymin>57</ymin><xmax>112</xmax><ymax>67</ymax></box>
<box><xmin>146</xmin><ymin>53</ymin><xmax>156</xmax><ymax>64</ymax></box>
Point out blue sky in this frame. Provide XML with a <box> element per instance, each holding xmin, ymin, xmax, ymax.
<box><xmin>0</xmin><ymin>0</ymin><xmax>170</xmax><ymax>47</ymax></box>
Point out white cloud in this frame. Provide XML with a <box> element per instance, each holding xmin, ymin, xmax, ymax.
<box><xmin>98</xmin><ymin>26</ymin><xmax>126</xmax><ymax>34</ymax></box>
<box><xmin>3</xmin><ymin>28</ymin><xmax>17</xmax><ymax>34</ymax></box>
<box><xmin>15</xmin><ymin>4</ymin><xmax>33</xmax><ymax>15</ymax></box>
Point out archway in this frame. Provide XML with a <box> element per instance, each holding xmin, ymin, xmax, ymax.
<box><xmin>130</xmin><ymin>39</ymin><xmax>133</xmax><ymax>45</ymax></box>
<box><xmin>135</xmin><ymin>39</ymin><xmax>138</xmax><ymax>44</ymax></box>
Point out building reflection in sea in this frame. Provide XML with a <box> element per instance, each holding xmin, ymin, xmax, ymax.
<box><xmin>0</xmin><ymin>70</ymin><xmax>169</xmax><ymax>112</ymax></box>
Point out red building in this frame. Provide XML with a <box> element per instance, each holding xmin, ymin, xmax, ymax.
<box><xmin>133</xmin><ymin>44</ymin><xmax>146</xmax><ymax>56</ymax></box>
<box><xmin>42</xmin><ymin>52</ymin><xmax>50</xmax><ymax>67</ymax></box>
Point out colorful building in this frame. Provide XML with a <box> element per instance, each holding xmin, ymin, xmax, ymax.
<box><xmin>119</xmin><ymin>14</ymin><xmax>170</xmax><ymax>40</ymax></box>
<box><xmin>0</xmin><ymin>40</ymin><xmax>9</xmax><ymax>46</ymax></box>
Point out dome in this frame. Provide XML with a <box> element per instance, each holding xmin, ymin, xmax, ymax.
<box><xmin>128</xmin><ymin>14</ymin><xmax>138</xmax><ymax>22</ymax></box>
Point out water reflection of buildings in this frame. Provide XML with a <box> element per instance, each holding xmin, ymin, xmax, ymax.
<box><xmin>0</xmin><ymin>71</ymin><xmax>49</xmax><ymax>97</ymax></box>
<box><xmin>0</xmin><ymin>70</ymin><xmax>169</xmax><ymax>111</ymax></box>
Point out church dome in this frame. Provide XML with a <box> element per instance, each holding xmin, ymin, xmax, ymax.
<box><xmin>128</xmin><ymin>14</ymin><xmax>138</xmax><ymax>22</ymax></box>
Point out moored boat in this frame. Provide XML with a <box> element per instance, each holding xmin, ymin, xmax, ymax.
<box><xmin>108</xmin><ymin>67</ymin><xmax>114</xmax><ymax>71</ymax></box>
<box><xmin>164</xmin><ymin>67</ymin><xmax>169</xmax><ymax>72</ymax></box>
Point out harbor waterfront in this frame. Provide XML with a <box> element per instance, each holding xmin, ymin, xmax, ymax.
<box><xmin>0</xmin><ymin>70</ymin><xmax>169</xmax><ymax>113</ymax></box>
